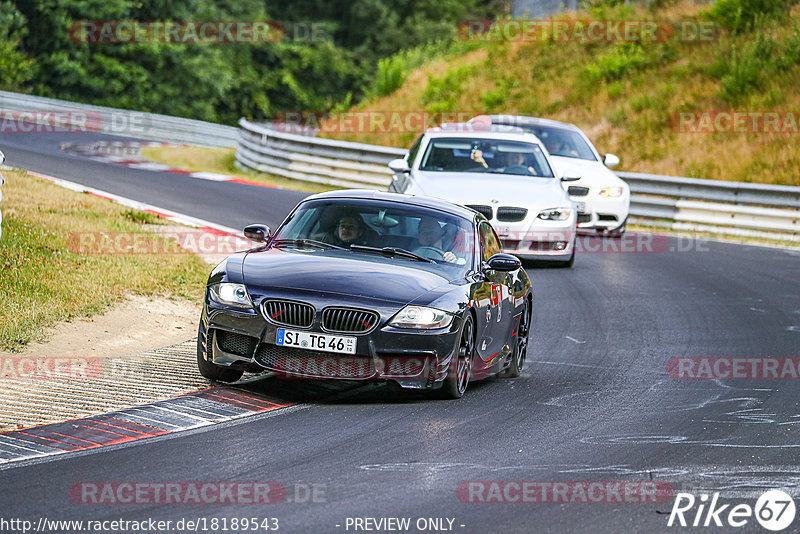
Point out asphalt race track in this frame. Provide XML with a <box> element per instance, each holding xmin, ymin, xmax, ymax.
<box><xmin>0</xmin><ymin>131</ymin><xmax>308</xmax><ymax>230</ymax></box>
<box><xmin>2</xmin><ymin>131</ymin><xmax>800</xmax><ymax>533</ymax></box>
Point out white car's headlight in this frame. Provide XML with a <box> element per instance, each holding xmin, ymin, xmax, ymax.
<box><xmin>598</xmin><ymin>187</ymin><xmax>624</xmax><ymax>198</ymax></box>
<box><xmin>537</xmin><ymin>208</ymin><xmax>573</xmax><ymax>221</ymax></box>
<box><xmin>209</xmin><ymin>283</ymin><xmax>252</xmax><ymax>309</ymax></box>
<box><xmin>389</xmin><ymin>306</ymin><xmax>453</xmax><ymax>329</ymax></box>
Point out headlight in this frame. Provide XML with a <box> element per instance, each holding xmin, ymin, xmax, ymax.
<box><xmin>598</xmin><ymin>187</ymin><xmax>624</xmax><ymax>198</ymax></box>
<box><xmin>208</xmin><ymin>283</ymin><xmax>252</xmax><ymax>309</ymax></box>
<box><xmin>389</xmin><ymin>306</ymin><xmax>453</xmax><ymax>329</ymax></box>
<box><xmin>537</xmin><ymin>208</ymin><xmax>573</xmax><ymax>221</ymax></box>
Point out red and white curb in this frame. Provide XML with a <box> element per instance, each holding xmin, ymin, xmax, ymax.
<box><xmin>0</xmin><ymin>388</ymin><xmax>293</xmax><ymax>465</ymax></box>
<box><xmin>59</xmin><ymin>141</ymin><xmax>275</xmax><ymax>188</ymax></box>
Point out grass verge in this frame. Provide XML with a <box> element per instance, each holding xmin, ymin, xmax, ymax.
<box><xmin>0</xmin><ymin>168</ymin><xmax>210</xmax><ymax>352</ymax></box>
<box><xmin>140</xmin><ymin>146</ymin><xmax>334</xmax><ymax>194</ymax></box>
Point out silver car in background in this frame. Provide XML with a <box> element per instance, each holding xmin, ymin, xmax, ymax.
<box><xmin>472</xmin><ymin>115</ymin><xmax>630</xmax><ymax>237</ymax></box>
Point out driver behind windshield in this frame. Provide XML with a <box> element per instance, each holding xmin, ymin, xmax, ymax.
<box><xmin>501</xmin><ymin>152</ymin><xmax>538</xmax><ymax>175</ymax></box>
<box><xmin>322</xmin><ymin>213</ymin><xmax>372</xmax><ymax>247</ymax></box>
<box><xmin>414</xmin><ymin>218</ymin><xmax>462</xmax><ymax>264</ymax></box>
<box><xmin>544</xmin><ymin>133</ymin><xmax>578</xmax><ymax>157</ymax></box>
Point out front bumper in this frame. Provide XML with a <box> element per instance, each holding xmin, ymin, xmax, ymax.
<box><xmin>494</xmin><ymin>221</ymin><xmax>576</xmax><ymax>262</ymax></box>
<box><xmin>199</xmin><ymin>300</ymin><xmax>463</xmax><ymax>390</ymax></box>
<box><xmin>573</xmin><ymin>194</ymin><xmax>630</xmax><ymax>231</ymax></box>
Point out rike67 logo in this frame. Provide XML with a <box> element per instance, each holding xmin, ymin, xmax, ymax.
<box><xmin>668</xmin><ymin>490</ymin><xmax>796</xmax><ymax>531</ymax></box>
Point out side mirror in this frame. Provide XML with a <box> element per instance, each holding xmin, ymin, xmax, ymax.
<box><xmin>388</xmin><ymin>158</ymin><xmax>410</xmax><ymax>173</ymax></box>
<box><xmin>485</xmin><ymin>253</ymin><xmax>522</xmax><ymax>272</ymax></box>
<box><xmin>603</xmin><ymin>154</ymin><xmax>620</xmax><ymax>168</ymax></box>
<box><xmin>243</xmin><ymin>224</ymin><xmax>271</xmax><ymax>243</ymax></box>
<box><xmin>561</xmin><ymin>170</ymin><xmax>581</xmax><ymax>182</ymax></box>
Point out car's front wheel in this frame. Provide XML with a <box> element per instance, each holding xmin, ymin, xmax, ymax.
<box><xmin>197</xmin><ymin>325</ymin><xmax>244</xmax><ymax>383</ymax></box>
<box><xmin>557</xmin><ymin>248</ymin><xmax>575</xmax><ymax>268</ymax></box>
<box><xmin>439</xmin><ymin>315</ymin><xmax>474</xmax><ymax>399</ymax></box>
<box><xmin>604</xmin><ymin>218</ymin><xmax>627</xmax><ymax>239</ymax></box>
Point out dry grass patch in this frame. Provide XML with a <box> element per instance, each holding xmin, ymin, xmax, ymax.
<box><xmin>0</xmin><ymin>169</ymin><xmax>210</xmax><ymax>351</ymax></box>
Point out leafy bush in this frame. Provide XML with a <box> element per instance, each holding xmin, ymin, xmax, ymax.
<box><xmin>373</xmin><ymin>56</ymin><xmax>407</xmax><ymax>97</ymax></box>
<box><xmin>481</xmin><ymin>78</ymin><xmax>517</xmax><ymax>111</ymax></box>
<box><xmin>708</xmin><ymin>0</ymin><xmax>796</xmax><ymax>33</ymax></box>
<box><xmin>776</xmin><ymin>30</ymin><xmax>800</xmax><ymax>70</ymax></box>
<box><xmin>713</xmin><ymin>33</ymin><xmax>774</xmax><ymax>102</ymax></box>
<box><xmin>420</xmin><ymin>64</ymin><xmax>477</xmax><ymax>111</ymax></box>
<box><xmin>585</xmin><ymin>43</ymin><xmax>648</xmax><ymax>81</ymax></box>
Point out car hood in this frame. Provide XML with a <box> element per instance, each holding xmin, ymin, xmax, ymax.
<box><xmin>414</xmin><ymin>171</ymin><xmax>571</xmax><ymax>209</ymax></box>
<box><xmin>550</xmin><ymin>157</ymin><xmax>627</xmax><ymax>188</ymax></box>
<box><xmin>240</xmin><ymin>248</ymin><xmax>457</xmax><ymax>305</ymax></box>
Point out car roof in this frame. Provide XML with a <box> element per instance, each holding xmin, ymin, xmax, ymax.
<box><xmin>301</xmin><ymin>189</ymin><xmax>480</xmax><ymax>221</ymax></box>
<box><xmin>421</xmin><ymin>128</ymin><xmax>545</xmax><ymax>143</ymax></box>
<box><xmin>481</xmin><ymin>114</ymin><xmax>582</xmax><ymax>133</ymax></box>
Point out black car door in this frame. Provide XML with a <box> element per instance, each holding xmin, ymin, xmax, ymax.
<box><xmin>475</xmin><ymin>221</ymin><xmax>510</xmax><ymax>368</ymax></box>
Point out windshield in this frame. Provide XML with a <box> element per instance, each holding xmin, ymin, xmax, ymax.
<box><xmin>419</xmin><ymin>138</ymin><xmax>554</xmax><ymax>177</ymax></box>
<box><xmin>274</xmin><ymin>198</ymin><xmax>476</xmax><ymax>274</ymax></box>
<box><xmin>517</xmin><ymin>126</ymin><xmax>597</xmax><ymax>161</ymax></box>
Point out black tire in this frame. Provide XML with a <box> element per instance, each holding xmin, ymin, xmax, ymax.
<box><xmin>439</xmin><ymin>315</ymin><xmax>474</xmax><ymax>399</ymax></box>
<box><xmin>505</xmin><ymin>300</ymin><xmax>531</xmax><ymax>378</ymax></box>
<box><xmin>557</xmin><ymin>249</ymin><xmax>575</xmax><ymax>268</ymax></box>
<box><xmin>197</xmin><ymin>326</ymin><xmax>244</xmax><ymax>383</ymax></box>
<box><xmin>606</xmin><ymin>218</ymin><xmax>627</xmax><ymax>239</ymax></box>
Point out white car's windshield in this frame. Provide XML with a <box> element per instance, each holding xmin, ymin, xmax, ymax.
<box><xmin>419</xmin><ymin>138</ymin><xmax>554</xmax><ymax>177</ymax></box>
<box><xmin>517</xmin><ymin>126</ymin><xmax>597</xmax><ymax>161</ymax></box>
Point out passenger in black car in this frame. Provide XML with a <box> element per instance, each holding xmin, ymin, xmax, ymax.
<box><xmin>323</xmin><ymin>213</ymin><xmax>372</xmax><ymax>247</ymax></box>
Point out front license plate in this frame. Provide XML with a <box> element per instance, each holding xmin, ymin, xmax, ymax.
<box><xmin>575</xmin><ymin>202</ymin><xmax>586</xmax><ymax>213</ymax></box>
<box><xmin>276</xmin><ymin>329</ymin><xmax>356</xmax><ymax>354</ymax></box>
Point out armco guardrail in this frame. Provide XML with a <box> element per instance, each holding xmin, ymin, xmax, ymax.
<box><xmin>236</xmin><ymin>118</ymin><xmax>406</xmax><ymax>189</ymax></box>
<box><xmin>236</xmin><ymin>118</ymin><xmax>800</xmax><ymax>241</ymax></box>
<box><xmin>619</xmin><ymin>172</ymin><xmax>800</xmax><ymax>240</ymax></box>
<box><xmin>0</xmin><ymin>91</ymin><xmax>237</xmax><ymax>147</ymax></box>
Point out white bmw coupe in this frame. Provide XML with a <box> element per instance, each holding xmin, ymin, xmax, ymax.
<box><xmin>388</xmin><ymin>128</ymin><xmax>579</xmax><ymax>267</ymax></box>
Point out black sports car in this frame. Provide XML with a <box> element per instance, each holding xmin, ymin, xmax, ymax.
<box><xmin>197</xmin><ymin>190</ymin><xmax>532</xmax><ymax>398</ymax></box>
